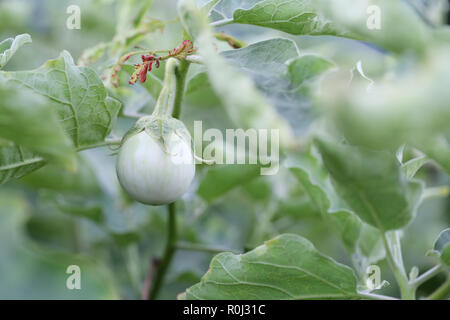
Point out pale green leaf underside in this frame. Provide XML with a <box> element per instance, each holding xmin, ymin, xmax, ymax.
<box><xmin>314</xmin><ymin>137</ymin><xmax>423</xmax><ymax>231</ymax></box>
<box><xmin>183</xmin><ymin>234</ymin><xmax>359</xmax><ymax>300</ymax></box>
<box><xmin>0</xmin><ymin>34</ymin><xmax>32</xmax><ymax>69</ymax></box>
<box><xmin>0</xmin><ymin>146</ymin><xmax>44</xmax><ymax>184</ymax></box>
<box><xmin>232</xmin><ymin>0</ymin><xmax>346</xmax><ymax>36</ymax></box>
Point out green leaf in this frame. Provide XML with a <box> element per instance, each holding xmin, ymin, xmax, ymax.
<box><xmin>183</xmin><ymin>234</ymin><xmax>359</xmax><ymax>299</ymax></box>
<box><xmin>0</xmin><ymin>84</ymin><xmax>76</xmax><ymax>171</ymax></box>
<box><xmin>179</xmin><ymin>0</ymin><xmax>295</xmax><ymax>148</ymax></box>
<box><xmin>287</xmin><ymin>149</ymin><xmax>384</xmax><ymax>277</ymax></box>
<box><xmin>0</xmin><ymin>146</ymin><xmax>45</xmax><ymax>184</ymax></box>
<box><xmin>2</xmin><ymin>51</ymin><xmax>121</xmax><ymax>149</ymax></box>
<box><xmin>314</xmin><ymin>136</ymin><xmax>423</xmax><ymax>231</ymax></box>
<box><xmin>198</xmin><ymin>165</ymin><xmax>261</xmax><ymax>203</ymax></box>
<box><xmin>0</xmin><ymin>33</ymin><xmax>31</xmax><ymax>69</ymax></box>
<box><xmin>231</xmin><ymin>0</ymin><xmax>345</xmax><ymax>36</ymax></box>
<box><xmin>432</xmin><ymin>229</ymin><xmax>450</xmax><ymax>266</ymax></box>
<box><xmin>402</xmin><ymin>155</ymin><xmax>429</xmax><ymax>180</ymax></box>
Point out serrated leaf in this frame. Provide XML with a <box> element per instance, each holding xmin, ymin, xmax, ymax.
<box><xmin>2</xmin><ymin>51</ymin><xmax>121</xmax><ymax>149</ymax></box>
<box><xmin>314</xmin><ymin>137</ymin><xmax>423</xmax><ymax>231</ymax></box>
<box><xmin>0</xmin><ymin>33</ymin><xmax>31</xmax><ymax>69</ymax></box>
<box><xmin>0</xmin><ymin>84</ymin><xmax>76</xmax><ymax>171</ymax></box>
<box><xmin>432</xmin><ymin>229</ymin><xmax>450</xmax><ymax>265</ymax></box>
<box><xmin>183</xmin><ymin>233</ymin><xmax>359</xmax><ymax>299</ymax></box>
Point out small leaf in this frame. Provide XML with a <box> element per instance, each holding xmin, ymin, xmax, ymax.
<box><xmin>432</xmin><ymin>229</ymin><xmax>450</xmax><ymax>265</ymax></box>
<box><xmin>183</xmin><ymin>234</ymin><xmax>359</xmax><ymax>299</ymax></box>
<box><xmin>0</xmin><ymin>33</ymin><xmax>31</xmax><ymax>69</ymax></box>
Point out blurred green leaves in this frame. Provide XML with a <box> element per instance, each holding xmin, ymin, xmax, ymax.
<box><xmin>431</xmin><ymin>229</ymin><xmax>450</xmax><ymax>265</ymax></box>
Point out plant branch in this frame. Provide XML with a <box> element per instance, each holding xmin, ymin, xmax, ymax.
<box><xmin>411</xmin><ymin>264</ymin><xmax>443</xmax><ymax>289</ymax></box>
<box><xmin>210</xmin><ymin>18</ymin><xmax>233</xmax><ymax>27</ymax></box>
<box><xmin>214</xmin><ymin>32</ymin><xmax>247</xmax><ymax>49</ymax></box>
<box><xmin>148</xmin><ymin>202</ymin><xmax>178</xmax><ymax>299</ymax></box>
<box><xmin>382</xmin><ymin>231</ymin><xmax>415</xmax><ymax>299</ymax></box>
<box><xmin>357</xmin><ymin>292</ymin><xmax>398</xmax><ymax>300</ymax></box>
<box><xmin>75</xmin><ymin>138</ymin><xmax>122</xmax><ymax>152</ymax></box>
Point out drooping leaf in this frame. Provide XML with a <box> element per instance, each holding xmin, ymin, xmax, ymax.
<box><xmin>182</xmin><ymin>233</ymin><xmax>359</xmax><ymax>299</ymax></box>
<box><xmin>0</xmin><ymin>84</ymin><xmax>76</xmax><ymax>171</ymax></box>
<box><xmin>2</xmin><ymin>51</ymin><xmax>121</xmax><ymax>149</ymax></box>
<box><xmin>431</xmin><ymin>229</ymin><xmax>450</xmax><ymax>265</ymax></box>
<box><xmin>0</xmin><ymin>33</ymin><xmax>31</xmax><ymax>69</ymax></box>
<box><xmin>314</xmin><ymin>136</ymin><xmax>423</xmax><ymax>231</ymax></box>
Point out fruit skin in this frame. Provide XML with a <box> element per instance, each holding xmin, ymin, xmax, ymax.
<box><xmin>116</xmin><ymin>127</ymin><xmax>195</xmax><ymax>205</ymax></box>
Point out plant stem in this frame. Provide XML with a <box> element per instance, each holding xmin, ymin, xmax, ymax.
<box><xmin>75</xmin><ymin>138</ymin><xmax>122</xmax><ymax>151</ymax></box>
<box><xmin>153</xmin><ymin>58</ymin><xmax>178</xmax><ymax>117</ymax></box>
<box><xmin>176</xmin><ymin>241</ymin><xmax>241</xmax><ymax>254</ymax></box>
<box><xmin>357</xmin><ymin>292</ymin><xmax>398</xmax><ymax>300</ymax></box>
<box><xmin>172</xmin><ymin>58</ymin><xmax>190</xmax><ymax>119</ymax></box>
<box><xmin>411</xmin><ymin>264</ymin><xmax>443</xmax><ymax>289</ymax></box>
<box><xmin>382</xmin><ymin>231</ymin><xmax>415</xmax><ymax>299</ymax></box>
<box><xmin>427</xmin><ymin>277</ymin><xmax>450</xmax><ymax>300</ymax></box>
<box><xmin>210</xmin><ymin>18</ymin><xmax>233</xmax><ymax>27</ymax></box>
<box><xmin>149</xmin><ymin>202</ymin><xmax>178</xmax><ymax>299</ymax></box>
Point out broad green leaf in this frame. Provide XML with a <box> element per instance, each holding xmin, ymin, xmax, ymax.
<box><xmin>183</xmin><ymin>234</ymin><xmax>359</xmax><ymax>299</ymax></box>
<box><xmin>2</xmin><ymin>51</ymin><xmax>121</xmax><ymax>149</ymax></box>
<box><xmin>432</xmin><ymin>229</ymin><xmax>450</xmax><ymax>265</ymax></box>
<box><xmin>418</xmin><ymin>136</ymin><xmax>450</xmax><ymax>175</ymax></box>
<box><xmin>314</xmin><ymin>136</ymin><xmax>423</xmax><ymax>231</ymax></box>
<box><xmin>231</xmin><ymin>0</ymin><xmax>345</xmax><ymax>36</ymax></box>
<box><xmin>197</xmin><ymin>165</ymin><xmax>261</xmax><ymax>203</ymax></box>
<box><xmin>0</xmin><ymin>33</ymin><xmax>31</xmax><ymax>69</ymax></box>
<box><xmin>179</xmin><ymin>0</ymin><xmax>295</xmax><ymax>148</ymax></box>
<box><xmin>288</xmin><ymin>55</ymin><xmax>335</xmax><ymax>88</ymax></box>
<box><xmin>0</xmin><ymin>84</ymin><xmax>76</xmax><ymax>171</ymax></box>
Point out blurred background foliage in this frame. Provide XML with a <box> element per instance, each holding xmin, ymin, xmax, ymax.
<box><xmin>0</xmin><ymin>0</ymin><xmax>449</xmax><ymax>299</ymax></box>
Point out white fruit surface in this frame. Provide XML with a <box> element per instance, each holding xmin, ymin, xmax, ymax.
<box><xmin>116</xmin><ymin>131</ymin><xmax>195</xmax><ymax>205</ymax></box>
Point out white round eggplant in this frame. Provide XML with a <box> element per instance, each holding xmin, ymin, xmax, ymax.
<box><xmin>116</xmin><ymin>128</ymin><xmax>195</xmax><ymax>205</ymax></box>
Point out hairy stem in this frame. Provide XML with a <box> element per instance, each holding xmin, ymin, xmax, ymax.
<box><xmin>357</xmin><ymin>292</ymin><xmax>398</xmax><ymax>300</ymax></box>
<box><xmin>172</xmin><ymin>58</ymin><xmax>190</xmax><ymax>119</ymax></box>
<box><xmin>383</xmin><ymin>231</ymin><xmax>415</xmax><ymax>299</ymax></box>
<box><xmin>149</xmin><ymin>202</ymin><xmax>178</xmax><ymax>299</ymax></box>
